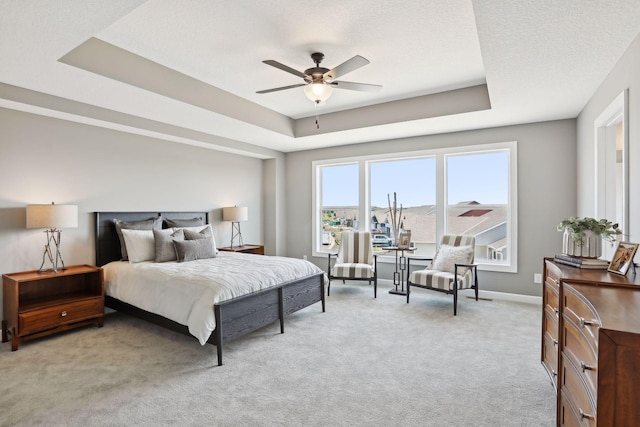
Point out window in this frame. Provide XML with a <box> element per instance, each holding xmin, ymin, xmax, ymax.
<box><xmin>312</xmin><ymin>142</ymin><xmax>517</xmax><ymax>272</ymax></box>
<box><xmin>319</xmin><ymin>163</ymin><xmax>359</xmax><ymax>250</ymax></box>
<box><xmin>370</xmin><ymin>157</ymin><xmax>436</xmax><ymax>254</ymax></box>
<box><xmin>446</xmin><ymin>151</ymin><xmax>511</xmax><ymax>265</ymax></box>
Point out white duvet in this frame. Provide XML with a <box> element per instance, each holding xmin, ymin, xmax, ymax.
<box><xmin>103</xmin><ymin>252</ymin><xmax>324</xmax><ymax>345</ymax></box>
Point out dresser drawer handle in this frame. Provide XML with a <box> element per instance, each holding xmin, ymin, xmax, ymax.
<box><xmin>60</xmin><ymin>311</ymin><xmax>68</xmax><ymax>317</ymax></box>
<box><xmin>551</xmin><ymin>370</ymin><xmax>558</xmax><ymax>377</ymax></box>
<box><xmin>553</xmin><ymin>308</ymin><xmax>559</xmax><ymax>315</ymax></box>
<box><xmin>581</xmin><ymin>361</ymin><xmax>594</xmax><ymax>372</ymax></box>
<box><xmin>579</xmin><ymin>317</ymin><xmax>598</xmax><ymax>327</ymax></box>
<box><xmin>579</xmin><ymin>409</ymin><xmax>594</xmax><ymax>420</ymax></box>
<box><xmin>553</xmin><ymin>339</ymin><xmax>558</xmax><ymax>347</ymax></box>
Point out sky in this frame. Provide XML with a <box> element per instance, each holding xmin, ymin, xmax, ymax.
<box><xmin>322</xmin><ymin>151</ymin><xmax>509</xmax><ymax>207</ymax></box>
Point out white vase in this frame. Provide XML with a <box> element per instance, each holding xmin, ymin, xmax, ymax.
<box><xmin>562</xmin><ymin>229</ymin><xmax>602</xmax><ymax>258</ymax></box>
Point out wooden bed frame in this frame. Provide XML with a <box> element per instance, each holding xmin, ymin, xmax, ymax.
<box><xmin>95</xmin><ymin>211</ymin><xmax>325</xmax><ymax>366</ymax></box>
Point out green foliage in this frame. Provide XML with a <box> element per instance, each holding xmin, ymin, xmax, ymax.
<box><xmin>557</xmin><ymin>217</ymin><xmax>621</xmax><ymax>242</ymax></box>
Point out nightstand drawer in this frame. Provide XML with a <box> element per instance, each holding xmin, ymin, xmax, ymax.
<box><xmin>19</xmin><ymin>298</ymin><xmax>103</xmax><ymax>335</ymax></box>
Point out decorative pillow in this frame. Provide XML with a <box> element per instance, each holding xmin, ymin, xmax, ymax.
<box><xmin>173</xmin><ymin>238</ymin><xmax>216</xmax><ymax>262</ymax></box>
<box><xmin>121</xmin><ymin>229</ymin><xmax>156</xmax><ymax>263</ymax></box>
<box><xmin>181</xmin><ymin>224</ymin><xmax>218</xmax><ymax>253</ymax></box>
<box><xmin>153</xmin><ymin>228</ymin><xmax>185</xmax><ymax>262</ymax></box>
<box><xmin>164</xmin><ymin>217</ymin><xmax>204</xmax><ymax>228</ymax></box>
<box><xmin>432</xmin><ymin>245</ymin><xmax>474</xmax><ymax>274</ymax></box>
<box><xmin>115</xmin><ymin>217</ymin><xmax>162</xmax><ymax>260</ymax></box>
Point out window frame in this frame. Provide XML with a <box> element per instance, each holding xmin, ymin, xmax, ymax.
<box><xmin>312</xmin><ymin>141</ymin><xmax>518</xmax><ymax>273</ymax></box>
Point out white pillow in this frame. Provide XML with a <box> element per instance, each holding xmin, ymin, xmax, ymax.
<box><xmin>432</xmin><ymin>245</ymin><xmax>474</xmax><ymax>274</ymax></box>
<box><xmin>121</xmin><ymin>229</ymin><xmax>155</xmax><ymax>263</ymax></box>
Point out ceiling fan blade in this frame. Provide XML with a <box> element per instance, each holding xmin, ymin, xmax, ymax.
<box><xmin>329</xmin><ymin>81</ymin><xmax>382</xmax><ymax>92</ymax></box>
<box><xmin>324</xmin><ymin>55</ymin><xmax>370</xmax><ymax>81</ymax></box>
<box><xmin>262</xmin><ymin>60</ymin><xmax>308</xmax><ymax>79</ymax></box>
<box><xmin>256</xmin><ymin>83</ymin><xmax>307</xmax><ymax>94</ymax></box>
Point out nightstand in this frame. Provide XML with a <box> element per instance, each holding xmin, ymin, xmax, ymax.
<box><xmin>2</xmin><ymin>264</ymin><xmax>104</xmax><ymax>351</ymax></box>
<box><xmin>218</xmin><ymin>245</ymin><xmax>265</xmax><ymax>255</ymax></box>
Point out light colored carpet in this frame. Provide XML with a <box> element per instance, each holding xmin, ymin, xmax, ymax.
<box><xmin>1</xmin><ymin>281</ymin><xmax>556</xmax><ymax>426</ymax></box>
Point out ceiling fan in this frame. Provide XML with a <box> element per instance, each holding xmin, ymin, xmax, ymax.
<box><xmin>256</xmin><ymin>52</ymin><xmax>382</xmax><ymax>104</ymax></box>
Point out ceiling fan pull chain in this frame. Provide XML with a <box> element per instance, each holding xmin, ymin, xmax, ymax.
<box><xmin>315</xmin><ymin>100</ymin><xmax>320</xmax><ymax>129</ymax></box>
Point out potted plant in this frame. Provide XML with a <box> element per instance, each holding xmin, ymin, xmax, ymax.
<box><xmin>557</xmin><ymin>217</ymin><xmax>621</xmax><ymax>258</ymax></box>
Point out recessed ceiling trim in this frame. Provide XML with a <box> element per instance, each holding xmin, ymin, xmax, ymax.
<box><xmin>0</xmin><ymin>83</ymin><xmax>279</xmax><ymax>159</ymax></box>
<box><xmin>295</xmin><ymin>84</ymin><xmax>491</xmax><ymax>137</ymax></box>
<box><xmin>59</xmin><ymin>37</ymin><xmax>296</xmax><ymax>138</ymax></box>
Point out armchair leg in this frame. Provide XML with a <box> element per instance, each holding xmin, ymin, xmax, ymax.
<box><xmin>474</xmin><ymin>269</ymin><xmax>479</xmax><ymax>301</ymax></box>
<box><xmin>406</xmin><ymin>283</ymin><xmax>410</xmax><ymax>303</ymax></box>
<box><xmin>453</xmin><ymin>286</ymin><xmax>458</xmax><ymax>316</ymax></box>
<box><xmin>373</xmin><ymin>278</ymin><xmax>377</xmax><ymax>298</ymax></box>
<box><xmin>327</xmin><ymin>279</ymin><xmax>331</xmax><ymax>296</ymax></box>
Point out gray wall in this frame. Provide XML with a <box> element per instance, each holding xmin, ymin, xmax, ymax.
<box><xmin>285</xmin><ymin>119</ymin><xmax>577</xmax><ymax>297</ymax></box>
<box><xmin>0</xmin><ymin>108</ymin><xmax>264</xmax><ymax>319</ymax></box>
<box><xmin>577</xmin><ymin>31</ymin><xmax>640</xmax><ymax>244</ymax></box>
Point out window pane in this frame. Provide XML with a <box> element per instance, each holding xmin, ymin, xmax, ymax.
<box><xmin>370</xmin><ymin>157</ymin><xmax>436</xmax><ymax>255</ymax></box>
<box><xmin>446</xmin><ymin>151</ymin><xmax>509</xmax><ymax>263</ymax></box>
<box><xmin>321</xmin><ymin>164</ymin><xmax>358</xmax><ymax>250</ymax></box>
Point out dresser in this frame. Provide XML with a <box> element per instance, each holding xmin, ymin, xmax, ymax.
<box><xmin>542</xmin><ymin>258</ymin><xmax>640</xmax><ymax>426</ymax></box>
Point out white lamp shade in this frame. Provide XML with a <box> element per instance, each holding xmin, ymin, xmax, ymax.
<box><xmin>223</xmin><ymin>206</ymin><xmax>248</xmax><ymax>222</ymax></box>
<box><xmin>26</xmin><ymin>203</ymin><xmax>78</xmax><ymax>229</ymax></box>
<box><xmin>304</xmin><ymin>82</ymin><xmax>333</xmax><ymax>103</ymax></box>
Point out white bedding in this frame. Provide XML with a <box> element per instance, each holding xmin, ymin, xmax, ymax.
<box><xmin>103</xmin><ymin>252</ymin><xmax>324</xmax><ymax>345</ymax></box>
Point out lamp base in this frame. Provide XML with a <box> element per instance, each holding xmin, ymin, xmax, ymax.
<box><xmin>38</xmin><ymin>229</ymin><xmax>66</xmax><ymax>274</ymax></box>
<box><xmin>230</xmin><ymin>221</ymin><xmax>244</xmax><ymax>249</ymax></box>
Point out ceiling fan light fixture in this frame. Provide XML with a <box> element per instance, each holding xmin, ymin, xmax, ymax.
<box><xmin>304</xmin><ymin>82</ymin><xmax>333</xmax><ymax>103</ymax></box>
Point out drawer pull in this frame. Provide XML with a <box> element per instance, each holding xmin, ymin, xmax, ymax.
<box><xmin>579</xmin><ymin>317</ymin><xmax>598</xmax><ymax>327</ymax></box>
<box><xmin>553</xmin><ymin>308</ymin><xmax>559</xmax><ymax>315</ymax></box>
<box><xmin>551</xmin><ymin>370</ymin><xmax>558</xmax><ymax>377</ymax></box>
<box><xmin>60</xmin><ymin>311</ymin><xmax>68</xmax><ymax>317</ymax></box>
<box><xmin>581</xmin><ymin>361</ymin><xmax>595</xmax><ymax>372</ymax></box>
<box><xmin>579</xmin><ymin>409</ymin><xmax>594</xmax><ymax>420</ymax></box>
<box><xmin>553</xmin><ymin>339</ymin><xmax>558</xmax><ymax>347</ymax></box>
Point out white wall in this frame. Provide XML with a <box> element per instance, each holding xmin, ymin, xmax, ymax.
<box><xmin>577</xmin><ymin>31</ymin><xmax>640</xmax><ymax>245</ymax></box>
<box><xmin>285</xmin><ymin>119</ymin><xmax>577</xmax><ymax>297</ymax></box>
<box><xmin>0</xmin><ymin>108</ymin><xmax>264</xmax><ymax>319</ymax></box>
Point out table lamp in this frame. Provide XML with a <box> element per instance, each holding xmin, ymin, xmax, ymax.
<box><xmin>222</xmin><ymin>206</ymin><xmax>248</xmax><ymax>248</ymax></box>
<box><xmin>26</xmin><ymin>202</ymin><xmax>78</xmax><ymax>273</ymax></box>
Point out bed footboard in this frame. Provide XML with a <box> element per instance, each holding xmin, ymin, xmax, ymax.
<box><xmin>214</xmin><ymin>272</ymin><xmax>325</xmax><ymax>365</ymax></box>
<box><xmin>106</xmin><ymin>272</ymin><xmax>325</xmax><ymax>366</ymax></box>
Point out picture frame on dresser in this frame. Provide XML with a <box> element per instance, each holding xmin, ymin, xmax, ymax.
<box><xmin>608</xmin><ymin>241</ymin><xmax>638</xmax><ymax>275</ymax></box>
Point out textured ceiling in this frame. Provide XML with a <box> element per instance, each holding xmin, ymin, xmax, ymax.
<box><xmin>1</xmin><ymin>0</ymin><xmax>640</xmax><ymax>157</ymax></box>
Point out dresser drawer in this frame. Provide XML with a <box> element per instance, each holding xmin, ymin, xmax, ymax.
<box><xmin>563</xmin><ymin>316</ymin><xmax>598</xmax><ymax>400</ymax></box>
<box><xmin>542</xmin><ymin>333</ymin><xmax>558</xmax><ymax>387</ymax></box>
<box><xmin>543</xmin><ymin>306</ymin><xmax>559</xmax><ymax>343</ymax></box>
<box><xmin>563</xmin><ymin>285</ymin><xmax>600</xmax><ymax>348</ymax></box>
<box><xmin>544</xmin><ymin>281</ymin><xmax>560</xmax><ymax>318</ymax></box>
<box><xmin>560</xmin><ymin>391</ymin><xmax>595</xmax><ymax>427</ymax></box>
<box><xmin>561</xmin><ymin>353</ymin><xmax>596</xmax><ymax>426</ymax></box>
<box><xmin>18</xmin><ymin>298</ymin><xmax>103</xmax><ymax>336</ymax></box>
<box><xmin>545</xmin><ymin>260</ymin><xmax>562</xmax><ymax>284</ymax></box>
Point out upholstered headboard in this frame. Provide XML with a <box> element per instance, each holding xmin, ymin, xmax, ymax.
<box><xmin>94</xmin><ymin>211</ymin><xmax>209</xmax><ymax>266</ymax></box>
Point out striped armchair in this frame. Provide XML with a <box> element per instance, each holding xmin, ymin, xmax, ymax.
<box><xmin>327</xmin><ymin>231</ymin><xmax>378</xmax><ymax>298</ymax></box>
<box><xmin>407</xmin><ymin>235</ymin><xmax>479</xmax><ymax>315</ymax></box>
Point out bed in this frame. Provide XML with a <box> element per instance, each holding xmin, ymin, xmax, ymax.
<box><xmin>95</xmin><ymin>211</ymin><xmax>325</xmax><ymax>365</ymax></box>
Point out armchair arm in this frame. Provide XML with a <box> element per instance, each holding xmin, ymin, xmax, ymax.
<box><xmin>407</xmin><ymin>256</ymin><xmax>434</xmax><ymax>272</ymax></box>
<box><xmin>327</xmin><ymin>252</ymin><xmax>338</xmax><ymax>274</ymax></box>
<box><xmin>454</xmin><ymin>262</ymin><xmax>478</xmax><ymax>277</ymax></box>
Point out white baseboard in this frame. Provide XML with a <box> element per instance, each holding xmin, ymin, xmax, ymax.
<box><xmin>376</xmin><ymin>279</ymin><xmax>542</xmax><ymax>305</ymax></box>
